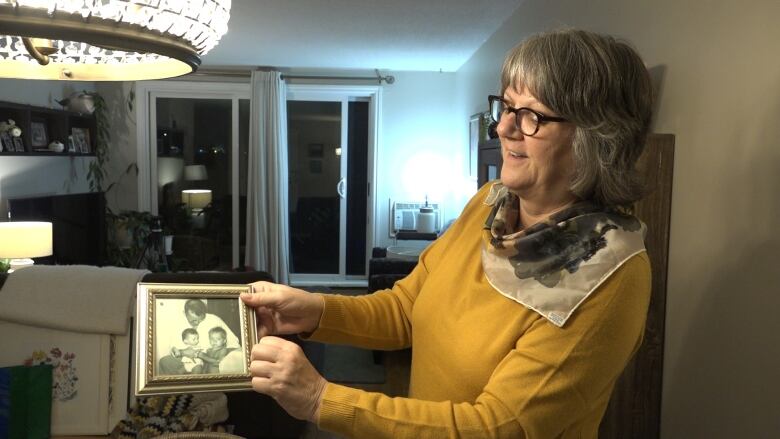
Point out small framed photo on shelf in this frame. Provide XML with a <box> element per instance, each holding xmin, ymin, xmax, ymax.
<box><xmin>0</xmin><ymin>132</ymin><xmax>12</xmax><ymax>152</ymax></box>
<box><xmin>309</xmin><ymin>159</ymin><xmax>322</xmax><ymax>174</ymax></box>
<box><xmin>67</xmin><ymin>135</ymin><xmax>76</xmax><ymax>153</ymax></box>
<box><xmin>71</xmin><ymin>127</ymin><xmax>90</xmax><ymax>153</ymax></box>
<box><xmin>30</xmin><ymin>120</ymin><xmax>48</xmax><ymax>147</ymax></box>
<box><xmin>0</xmin><ymin>132</ymin><xmax>9</xmax><ymax>152</ymax></box>
<box><xmin>469</xmin><ymin>112</ymin><xmax>481</xmax><ymax>177</ymax></box>
<box><xmin>307</xmin><ymin>143</ymin><xmax>324</xmax><ymax>158</ymax></box>
<box><xmin>12</xmin><ymin>136</ymin><xmax>24</xmax><ymax>152</ymax></box>
<box><xmin>135</xmin><ymin>283</ymin><xmax>257</xmax><ymax>396</ymax></box>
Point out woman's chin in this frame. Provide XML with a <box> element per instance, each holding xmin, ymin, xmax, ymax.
<box><xmin>499</xmin><ymin>174</ymin><xmax>531</xmax><ymax>193</ymax></box>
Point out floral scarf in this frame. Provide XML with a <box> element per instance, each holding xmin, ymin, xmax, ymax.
<box><xmin>481</xmin><ymin>183</ymin><xmax>647</xmax><ymax>327</ymax></box>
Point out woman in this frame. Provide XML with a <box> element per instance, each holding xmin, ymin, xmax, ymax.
<box><xmin>241</xmin><ymin>28</ymin><xmax>654</xmax><ymax>438</ymax></box>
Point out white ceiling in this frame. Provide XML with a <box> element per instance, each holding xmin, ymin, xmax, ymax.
<box><xmin>202</xmin><ymin>0</ymin><xmax>524</xmax><ymax>72</ymax></box>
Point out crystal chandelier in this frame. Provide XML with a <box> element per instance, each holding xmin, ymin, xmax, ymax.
<box><xmin>0</xmin><ymin>0</ymin><xmax>231</xmax><ymax>81</ymax></box>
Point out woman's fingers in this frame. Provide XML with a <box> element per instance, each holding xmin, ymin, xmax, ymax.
<box><xmin>249</xmin><ymin>360</ymin><xmax>275</xmax><ymax>378</ymax></box>
<box><xmin>251</xmin><ymin>340</ymin><xmax>282</xmax><ymax>362</ymax></box>
<box><xmin>241</xmin><ymin>283</ymin><xmax>287</xmax><ymax>307</ymax></box>
<box><xmin>251</xmin><ymin>376</ymin><xmax>274</xmax><ymax>396</ymax></box>
<box><xmin>247</xmin><ymin>336</ymin><xmax>327</xmax><ymax>421</ymax></box>
<box><xmin>258</xmin><ymin>335</ymin><xmax>288</xmax><ymax>347</ymax></box>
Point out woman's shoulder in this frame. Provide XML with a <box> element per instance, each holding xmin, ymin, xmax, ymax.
<box><xmin>613</xmin><ymin>251</ymin><xmax>651</xmax><ymax>281</ymax></box>
<box><xmin>460</xmin><ymin>180</ymin><xmax>502</xmax><ymax>218</ymax></box>
<box><xmin>595</xmin><ymin>251</ymin><xmax>651</xmax><ymax>313</ymax></box>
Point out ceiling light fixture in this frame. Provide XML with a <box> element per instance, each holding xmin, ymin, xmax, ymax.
<box><xmin>0</xmin><ymin>0</ymin><xmax>231</xmax><ymax>81</ymax></box>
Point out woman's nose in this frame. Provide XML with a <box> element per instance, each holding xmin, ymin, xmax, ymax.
<box><xmin>495</xmin><ymin>112</ymin><xmax>519</xmax><ymax>138</ymax></box>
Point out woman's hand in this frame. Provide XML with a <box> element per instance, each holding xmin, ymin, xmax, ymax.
<box><xmin>250</xmin><ymin>336</ymin><xmax>328</xmax><ymax>422</ymax></box>
<box><xmin>241</xmin><ymin>281</ymin><xmax>325</xmax><ymax>337</ymax></box>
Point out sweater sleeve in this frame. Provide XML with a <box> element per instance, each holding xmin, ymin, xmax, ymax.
<box><xmin>303</xmin><ymin>260</ymin><xmax>426</xmax><ymax>350</ymax></box>
<box><xmin>316</xmin><ymin>253</ymin><xmax>652</xmax><ymax>438</ymax></box>
<box><xmin>304</xmin><ymin>184</ymin><xmax>492</xmax><ymax>350</ymax></box>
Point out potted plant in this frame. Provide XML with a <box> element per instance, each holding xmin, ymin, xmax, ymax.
<box><xmin>106</xmin><ymin>210</ymin><xmax>154</xmax><ymax>268</ymax></box>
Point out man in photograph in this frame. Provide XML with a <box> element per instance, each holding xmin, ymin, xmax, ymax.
<box><xmin>157</xmin><ymin>298</ymin><xmax>240</xmax><ymax>375</ymax></box>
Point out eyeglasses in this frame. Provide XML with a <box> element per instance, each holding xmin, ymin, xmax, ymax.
<box><xmin>488</xmin><ymin>95</ymin><xmax>569</xmax><ymax>136</ymax></box>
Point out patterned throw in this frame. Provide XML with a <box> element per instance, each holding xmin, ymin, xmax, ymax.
<box><xmin>112</xmin><ymin>394</ymin><xmax>231</xmax><ymax>438</ymax></box>
<box><xmin>481</xmin><ymin>182</ymin><xmax>647</xmax><ymax>327</ymax></box>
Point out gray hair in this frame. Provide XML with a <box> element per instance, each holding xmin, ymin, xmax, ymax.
<box><xmin>500</xmin><ymin>29</ymin><xmax>654</xmax><ymax>206</ymax></box>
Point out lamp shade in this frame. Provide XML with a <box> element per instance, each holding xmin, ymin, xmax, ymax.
<box><xmin>184</xmin><ymin>165</ymin><xmax>208</xmax><ymax>181</ymax></box>
<box><xmin>158</xmin><ymin>157</ymin><xmax>185</xmax><ymax>187</ymax></box>
<box><xmin>0</xmin><ymin>221</ymin><xmax>53</xmax><ymax>259</ymax></box>
<box><xmin>182</xmin><ymin>189</ymin><xmax>212</xmax><ymax>210</ymax></box>
<box><xmin>0</xmin><ymin>1</ymin><xmax>231</xmax><ymax>81</ymax></box>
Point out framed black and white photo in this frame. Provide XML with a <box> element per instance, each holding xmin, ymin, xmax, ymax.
<box><xmin>67</xmin><ymin>135</ymin><xmax>76</xmax><ymax>152</ymax></box>
<box><xmin>135</xmin><ymin>283</ymin><xmax>257</xmax><ymax>395</ymax></box>
<box><xmin>0</xmin><ymin>132</ymin><xmax>12</xmax><ymax>152</ymax></box>
<box><xmin>71</xmin><ymin>127</ymin><xmax>89</xmax><ymax>153</ymax></box>
<box><xmin>307</xmin><ymin>143</ymin><xmax>324</xmax><ymax>158</ymax></box>
<box><xmin>12</xmin><ymin>136</ymin><xmax>24</xmax><ymax>152</ymax></box>
<box><xmin>30</xmin><ymin>121</ymin><xmax>48</xmax><ymax>147</ymax></box>
<box><xmin>309</xmin><ymin>159</ymin><xmax>322</xmax><ymax>174</ymax></box>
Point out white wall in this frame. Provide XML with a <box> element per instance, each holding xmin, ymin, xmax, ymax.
<box><xmin>455</xmin><ymin>1</ymin><xmax>780</xmax><ymax>437</ymax></box>
<box><xmin>376</xmin><ymin>70</ymin><xmax>475</xmax><ymax>248</ymax></box>
<box><xmin>0</xmin><ymin>79</ymin><xmax>95</xmax><ymax>219</ymax></box>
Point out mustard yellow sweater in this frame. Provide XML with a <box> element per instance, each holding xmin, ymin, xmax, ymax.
<box><xmin>308</xmin><ymin>183</ymin><xmax>652</xmax><ymax>438</ymax></box>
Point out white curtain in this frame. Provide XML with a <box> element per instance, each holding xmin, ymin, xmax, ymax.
<box><xmin>245</xmin><ymin>71</ymin><xmax>289</xmax><ymax>284</ymax></box>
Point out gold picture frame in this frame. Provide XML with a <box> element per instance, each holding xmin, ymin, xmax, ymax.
<box><xmin>135</xmin><ymin>283</ymin><xmax>257</xmax><ymax>396</ymax></box>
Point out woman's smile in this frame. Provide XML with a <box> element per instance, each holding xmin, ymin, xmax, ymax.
<box><xmin>504</xmin><ymin>148</ymin><xmax>529</xmax><ymax>161</ymax></box>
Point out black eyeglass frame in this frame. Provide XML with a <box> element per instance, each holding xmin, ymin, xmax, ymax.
<box><xmin>488</xmin><ymin>95</ymin><xmax>569</xmax><ymax>136</ymax></box>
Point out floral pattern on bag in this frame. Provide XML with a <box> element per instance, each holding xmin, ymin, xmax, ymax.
<box><xmin>24</xmin><ymin>347</ymin><xmax>78</xmax><ymax>401</ymax></box>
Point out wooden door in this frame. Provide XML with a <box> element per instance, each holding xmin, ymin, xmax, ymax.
<box><xmin>599</xmin><ymin>133</ymin><xmax>675</xmax><ymax>438</ymax></box>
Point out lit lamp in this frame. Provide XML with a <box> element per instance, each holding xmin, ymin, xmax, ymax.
<box><xmin>157</xmin><ymin>157</ymin><xmax>185</xmax><ymax>187</ymax></box>
<box><xmin>181</xmin><ymin>189</ymin><xmax>212</xmax><ymax>228</ymax></box>
<box><xmin>0</xmin><ymin>1</ymin><xmax>231</xmax><ymax>81</ymax></box>
<box><xmin>0</xmin><ymin>221</ymin><xmax>53</xmax><ymax>272</ymax></box>
<box><xmin>184</xmin><ymin>164</ymin><xmax>208</xmax><ymax>181</ymax></box>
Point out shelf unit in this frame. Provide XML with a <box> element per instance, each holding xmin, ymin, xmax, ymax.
<box><xmin>477</xmin><ymin>137</ymin><xmax>502</xmax><ymax>187</ymax></box>
<box><xmin>0</xmin><ymin>100</ymin><xmax>96</xmax><ymax>156</ymax></box>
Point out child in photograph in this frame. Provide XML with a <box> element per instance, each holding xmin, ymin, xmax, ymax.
<box><xmin>170</xmin><ymin>328</ymin><xmax>204</xmax><ymax>374</ymax></box>
<box><xmin>197</xmin><ymin>326</ymin><xmax>237</xmax><ymax>374</ymax></box>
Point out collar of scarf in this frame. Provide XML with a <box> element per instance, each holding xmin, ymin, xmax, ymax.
<box><xmin>481</xmin><ymin>182</ymin><xmax>646</xmax><ymax>327</ymax></box>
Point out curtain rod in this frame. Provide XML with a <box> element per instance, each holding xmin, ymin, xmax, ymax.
<box><xmin>191</xmin><ymin>68</ymin><xmax>395</xmax><ymax>84</ymax></box>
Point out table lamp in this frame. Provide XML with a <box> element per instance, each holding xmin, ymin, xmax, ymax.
<box><xmin>181</xmin><ymin>189</ymin><xmax>212</xmax><ymax>228</ymax></box>
<box><xmin>0</xmin><ymin>221</ymin><xmax>53</xmax><ymax>272</ymax></box>
<box><xmin>184</xmin><ymin>165</ymin><xmax>208</xmax><ymax>181</ymax></box>
<box><xmin>158</xmin><ymin>157</ymin><xmax>185</xmax><ymax>187</ymax></box>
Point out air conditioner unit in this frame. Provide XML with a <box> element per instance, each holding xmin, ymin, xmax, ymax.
<box><xmin>389</xmin><ymin>199</ymin><xmax>442</xmax><ymax>237</ymax></box>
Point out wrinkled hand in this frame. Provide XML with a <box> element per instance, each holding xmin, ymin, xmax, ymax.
<box><xmin>250</xmin><ymin>336</ymin><xmax>328</xmax><ymax>422</ymax></box>
<box><xmin>241</xmin><ymin>281</ymin><xmax>325</xmax><ymax>338</ymax></box>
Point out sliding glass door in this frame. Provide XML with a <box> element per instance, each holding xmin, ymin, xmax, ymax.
<box><xmin>286</xmin><ymin>86</ymin><xmax>376</xmax><ymax>285</ymax></box>
<box><xmin>138</xmin><ymin>82</ymin><xmax>250</xmax><ymax>271</ymax></box>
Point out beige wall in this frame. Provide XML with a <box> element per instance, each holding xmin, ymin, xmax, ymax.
<box><xmin>456</xmin><ymin>0</ymin><xmax>780</xmax><ymax>437</ymax></box>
